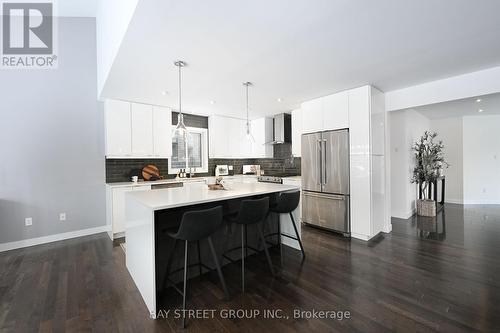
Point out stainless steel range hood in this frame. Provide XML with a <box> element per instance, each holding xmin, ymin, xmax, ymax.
<box><xmin>267</xmin><ymin>113</ymin><xmax>291</xmax><ymax>144</ymax></box>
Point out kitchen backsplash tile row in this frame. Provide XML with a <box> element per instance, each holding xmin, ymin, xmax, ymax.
<box><xmin>106</xmin><ymin>156</ymin><xmax>301</xmax><ymax>183</ymax></box>
<box><xmin>106</xmin><ymin>159</ymin><xmax>169</xmax><ymax>183</ymax></box>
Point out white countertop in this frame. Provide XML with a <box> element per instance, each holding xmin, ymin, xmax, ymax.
<box><xmin>126</xmin><ymin>181</ymin><xmax>299</xmax><ymax>210</ymax></box>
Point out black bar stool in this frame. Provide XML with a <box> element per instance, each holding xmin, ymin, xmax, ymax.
<box><xmin>162</xmin><ymin>206</ymin><xmax>229</xmax><ymax>328</ymax></box>
<box><xmin>222</xmin><ymin>197</ymin><xmax>275</xmax><ymax>293</ymax></box>
<box><xmin>265</xmin><ymin>190</ymin><xmax>305</xmax><ymax>259</ymax></box>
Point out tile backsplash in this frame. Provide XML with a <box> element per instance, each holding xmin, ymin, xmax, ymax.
<box><xmin>106</xmin><ymin>159</ymin><xmax>169</xmax><ymax>183</ymax></box>
<box><xmin>106</xmin><ymin>157</ymin><xmax>301</xmax><ymax>183</ymax></box>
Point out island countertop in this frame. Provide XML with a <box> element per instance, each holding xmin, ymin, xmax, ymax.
<box><xmin>126</xmin><ymin>182</ymin><xmax>299</xmax><ymax>211</ymax></box>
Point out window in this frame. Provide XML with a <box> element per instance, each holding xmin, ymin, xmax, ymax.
<box><xmin>168</xmin><ymin>126</ymin><xmax>208</xmax><ymax>174</ymax></box>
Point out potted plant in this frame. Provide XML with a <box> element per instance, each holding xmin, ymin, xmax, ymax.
<box><xmin>410</xmin><ymin>131</ymin><xmax>448</xmax><ymax>216</ymax></box>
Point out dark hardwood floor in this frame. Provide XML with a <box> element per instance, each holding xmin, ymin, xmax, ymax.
<box><xmin>1</xmin><ymin>204</ymin><xmax>499</xmax><ymax>332</ymax></box>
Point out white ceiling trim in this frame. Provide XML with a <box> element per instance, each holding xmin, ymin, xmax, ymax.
<box><xmin>386</xmin><ymin>66</ymin><xmax>500</xmax><ymax>111</ymax></box>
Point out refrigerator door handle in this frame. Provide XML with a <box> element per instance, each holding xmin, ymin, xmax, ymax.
<box><xmin>317</xmin><ymin>139</ymin><xmax>322</xmax><ymax>185</ymax></box>
<box><xmin>322</xmin><ymin>139</ymin><xmax>327</xmax><ymax>185</ymax></box>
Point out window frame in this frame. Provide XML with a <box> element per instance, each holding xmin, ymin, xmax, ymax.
<box><xmin>168</xmin><ymin>126</ymin><xmax>208</xmax><ymax>174</ymax></box>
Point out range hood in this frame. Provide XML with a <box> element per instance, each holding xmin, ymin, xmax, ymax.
<box><xmin>267</xmin><ymin>113</ymin><xmax>291</xmax><ymax>144</ymax></box>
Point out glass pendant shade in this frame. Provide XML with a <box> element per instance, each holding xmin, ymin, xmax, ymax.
<box><xmin>174</xmin><ymin>113</ymin><xmax>188</xmax><ymax>141</ymax></box>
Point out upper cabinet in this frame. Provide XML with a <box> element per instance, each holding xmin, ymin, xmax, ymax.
<box><xmin>301</xmin><ymin>98</ymin><xmax>323</xmax><ymax>133</ymax></box>
<box><xmin>152</xmin><ymin>106</ymin><xmax>172</xmax><ymax>157</ymax></box>
<box><xmin>131</xmin><ymin>103</ymin><xmax>154</xmax><ymax>157</ymax></box>
<box><xmin>300</xmin><ymin>90</ymin><xmax>349</xmax><ymax>134</ymax></box>
<box><xmin>323</xmin><ymin>91</ymin><xmax>349</xmax><ymax>131</ymax></box>
<box><xmin>291</xmin><ymin>109</ymin><xmax>302</xmax><ymax>157</ymax></box>
<box><xmin>104</xmin><ymin>99</ymin><xmax>172</xmax><ymax>158</ymax></box>
<box><xmin>105</xmin><ymin>100</ymin><xmax>132</xmax><ymax>157</ymax></box>
<box><xmin>251</xmin><ymin>117</ymin><xmax>273</xmax><ymax>158</ymax></box>
<box><xmin>209</xmin><ymin>115</ymin><xmax>273</xmax><ymax>158</ymax></box>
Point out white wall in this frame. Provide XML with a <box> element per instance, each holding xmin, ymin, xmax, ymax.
<box><xmin>390</xmin><ymin>109</ymin><xmax>430</xmax><ymax>218</ymax></box>
<box><xmin>0</xmin><ymin>18</ymin><xmax>105</xmax><ymax>244</ymax></box>
<box><xmin>430</xmin><ymin>118</ymin><xmax>463</xmax><ymax>203</ymax></box>
<box><xmin>96</xmin><ymin>0</ymin><xmax>139</xmax><ymax>97</ymax></box>
<box><xmin>463</xmin><ymin>115</ymin><xmax>500</xmax><ymax>204</ymax></box>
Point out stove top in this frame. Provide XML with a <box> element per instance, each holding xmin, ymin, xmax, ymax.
<box><xmin>257</xmin><ymin>175</ymin><xmax>284</xmax><ymax>184</ymax></box>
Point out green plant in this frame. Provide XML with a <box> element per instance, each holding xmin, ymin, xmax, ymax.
<box><xmin>410</xmin><ymin>131</ymin><xmax>448</xmax><ymax>200</ymax></box>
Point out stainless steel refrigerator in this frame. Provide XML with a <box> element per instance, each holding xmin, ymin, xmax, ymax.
<box><xmin>301</xmin><ymin>129</ymin><xmax>350</xmax><ymax>235</ymax></box>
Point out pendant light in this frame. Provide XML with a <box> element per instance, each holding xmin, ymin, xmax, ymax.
<box><xmin>173</xmin><ymin>60</ymin><xmax>187</xmax><ymax>141</ymax></box>
<box><xmin>243</xmin><ymin>81</ymin><xmax>255</xmax><ymax>142</ymax></box>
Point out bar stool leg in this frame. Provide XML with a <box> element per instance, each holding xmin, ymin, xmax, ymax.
<box><xmin>182</xmin><ymin>240</ymin><xmax>189</xmax><ymax>329</ymax></box>
<box><xmin>277</xmin><ymin>213</ymin><xmax>283</xmax><ymax>266</ymax></box>
<box><xmin>207</xmin><ymin>236</ymin><xmax>230</xmax><ymax>300</ymax></box>
<box><xmin>290</xmin><ymin>213</ymin><xmax>306</xmax><ymax>259</ymax></box>
<box><xmin>197</xmin><ymin>240</ymin><xmax>202</xmax><ymax>279</ymax></box>
<box><xmin>241</xmin><ymin>224</ymin><xmax>246</xmax><ymax>293</ymax></box>
<box><xmin>257</xmin><ymin>223</ymin><xmax>275</xmax><ymax>276</ymax></box>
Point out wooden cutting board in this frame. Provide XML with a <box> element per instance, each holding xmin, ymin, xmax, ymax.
<box><xmin>142</xmin><ymin>164</ymin><xmax>161</xmax><ymax>181</ymax></box>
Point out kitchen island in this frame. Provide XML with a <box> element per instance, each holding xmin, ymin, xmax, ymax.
<box><xmin>125</xmin><ymin>181</ymin><xmax>299</xmax><ymax>316</ymax></box>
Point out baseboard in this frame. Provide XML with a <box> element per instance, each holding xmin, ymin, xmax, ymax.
<box><xmin>391</xmin><ymin>210</ymin><xmax>415</xmax><ymax>220</ymax></box>
<box><xmin>445</xmin><ymin>199</ymin><xmax>463</xmax><ymax>204</ymax></box>
<box><xmin>351</xmin><ymin>233</ymin><xmax>371</xmax><ymax>241</ymax></box>
<box><xmin>462</xmin><ymin>200</ymin><xmax>500</xmax><ymax>205</ymax></box>
<box><xmin>0</xmin><ymin>225</ymin><xmax>110</xmax><ymax>252</ymax></box>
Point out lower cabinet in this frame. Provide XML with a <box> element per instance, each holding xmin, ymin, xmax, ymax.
<box><xmin>106</xmin><ymin>185</ymin><xmax>151</xmax><ymax>239</ymax></box>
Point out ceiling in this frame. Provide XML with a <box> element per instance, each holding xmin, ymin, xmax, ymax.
<box><xmin>413</xmin><ymin>92</ymin><xmax>500</xmax><ymax>119</ymax></box>
<box><xmin>102</xmin><ymin>0</ymin><xmax>500</xmax><ymax>119</ymax></box>
<box><xmin>58</xmin><ymin>0</ymin><xmax>97</xmax><ymax>17</ymax></box>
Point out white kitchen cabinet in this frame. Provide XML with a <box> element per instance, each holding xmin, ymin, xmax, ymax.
<box><xmin>153</xmin><ymin>105</ymin><xmax>172</xmax><ymax>157</ymax></box>
<box><xmin>209</xmin><ymin>115</ymin><xmax>272</xmax><ymax>158</ymax></box>
<box><xmin>251</xmin><ymin>117</ymin><xmax>273</xmax><ymax>158</ymax></box>
<box><xmin>131</xmin><ymin>103</ymin><xmax>154</xmax><ymax>157</ymax></box>
<box><xmin>107</xmin><ymin>184</ymin><xmax>151</xmax><ymax>239</ymax></box>
<box><xmin>348</xmin><ymin>85</ymin><xmax>388</xmax><ymax>241</ymax></box>
<box><xmin>105</xmin><ymin>99</ymin><xmax>173</xmax><ymax>158</ymax></box>
<box><xmin>301</xmin><ymin>98</ymin><xmax>323</xmax><ymax>134</ymax></box>
<box><xmin>323</xmin><ymin>90</ymin><xmax>349</xmax><ymax>131</ymax></box>
<box><xmin>105</xmin><ymin>100</ymin><xmax>132</xmax><ymax>157</ymax></box>
<box><xmin>300</xmin><ymin>91</ymin><xmax>349</xmax><ymax>134</ymax></box>
<box><xmin>209</xmin><ymin>115</ymin><xmax>230</xmax><ymax>158</ymax></box>
<box><xmin>291</xmin><ymin>109</ymin><xmax>302</xmax><ymax>157</ymax></box>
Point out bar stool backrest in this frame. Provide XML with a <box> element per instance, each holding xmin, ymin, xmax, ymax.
<box><xmin>272</xmin><ymin>190</ymin><xmax>300</xmax><ymax>213</ymax></box>
<box><xmin>173</xmin><ymin>206</ymin><xmax>224</xmax><ymax>241</ymax></box>
<box><xmin>236</xmin><ymin>197</ymin><xmax>270</xmax><ymax>225</ymax></box>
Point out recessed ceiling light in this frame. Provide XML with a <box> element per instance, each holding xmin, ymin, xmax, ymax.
<box><xmin>210</xmin><ymin>100</ymin><xmax>216</xmax><ymax>105</ymax></box>
<box><xmin>476</xmin><ymin>98</ymin><xmax>482</xmax><ymax>103</ymax></box>
<box><xmin>161</xmin><ymin>91</ymin><xmax>168</xmax><ymax>96</ymax></box>
<box><xmin>277</xmin><ymin>98</ymin><xmax>283</xmax><ymax>102</ymax></box>
<box><xmin>478</xmin><ymin>109</ymin><xmax>484</xmax><ymax>113</ymax></box>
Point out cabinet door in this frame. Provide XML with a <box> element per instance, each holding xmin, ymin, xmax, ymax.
<box><xmin>228</xmin><ymin>118</ymin><xmax>245</xmax><ymax>158</ymax></box>
<box><xmin>105</xmin><ymin>100</ymin><xmax>131</xmax><ymax>156</ymax></box>
<box><xmin>251</xmin><ymin>117</ymin><xmax>273</xmax><ymax>158</ymax></box>
<box><xmin>323</xmin><ymin>91</ymin><xmax>349</xmax><ymax>131</ymax></box>
<box><xmin>301</xmin><ymin>98</ymin><xmax>323</xmax><ymax>133</ymax></box>
<box><xmin>131</xmin><ymin>103</ymin><xmax>154</xmax><ymax>157</ymax></box>
<box><xmin>291</xmin><ymin>109</ymin><xmax>302</xmax><ymax>157</ymax></box>
<box><xmin>153</xmin><ymin>106</ymin><xmax>172</xmax><ymax>157</ymax></box>
<box><xmin>208</xmin><ymin>115</ymin><xmax>228</xmax><ymax>158</ymax></box>
<box><xmin>112</xmin><ymin>186</ymin><xmax>132</xmax><ymax>235</ymax></box>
